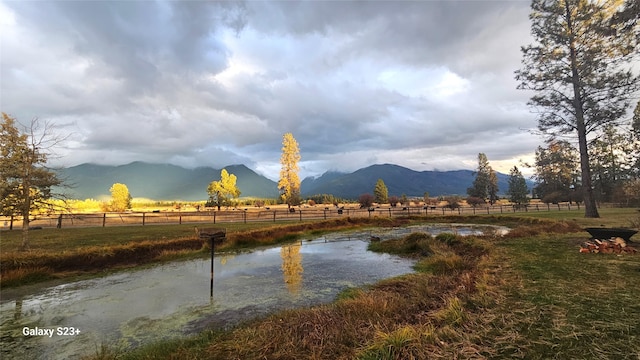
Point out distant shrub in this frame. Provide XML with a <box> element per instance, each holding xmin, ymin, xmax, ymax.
<box><xmin>389</xmin><ymin>196</ymin><xmax>400</xmax><ymax>207</ymax></box>
<box><xmin>466</xmin><ymin>196</ymin><xmax>485</xmax><ymax>208</ymax></box>
<box><xmin>444</xmin><ymin>196</ymin><xmax>461</xmax><ymax>209</ymax></box>
<box><xmin>541</xmin><ymin>191</ymin><xmax>568</xmax><ymax>204</ymax></box>
<box><xmin>358</xmin><ymin>193</ymin><xmax>374</xmax><ymax>208</ymax></box>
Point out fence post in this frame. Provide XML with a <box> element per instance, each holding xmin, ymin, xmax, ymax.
<box><xmin>273</xmin><ymin>210</ymin><xmax>276</xmax><ymax>222</ymax></box>
<box><xmin>244</xmin><ymin>210</ymin><xmax>247</xmax><ymax>224</ymax></box>
<box><xmin>102</xmin><ymin>213</ymin><xmax>106</xmax><ymax>227</ymax></box>
<box><xmin>487</xmin><ymin>207</ymin><xmax>490</xmax><ymax>214</ymax></box>
<box><xmin>57</xmin><ymin>214</ymin><xmax>63</xmax><ymax>229</ymax></box>
<box><xmin>213</xmin><ymin>211</ymin><xmax>216</xmax><ymax>224</ymax></box>
<box><xmin>142</xmin><ymin>212</ymin><xmax>146</xmax><ymax>226</ymax></box>
<box><xmin>179</xmin><ymin>214</ymin><xmax>182</xmax><ymax>225</ymax></box>
<box><xmin>299</xmin><ymin>210</ymin><xmax>302</xmax><ymax>221</ymax></box>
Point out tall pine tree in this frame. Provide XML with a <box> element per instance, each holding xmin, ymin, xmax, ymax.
<box><xmin>373</xmin><ymin>179</ymin><xmax>389</xmax><ymax>204</ymax></box>
<box><xmin>516</xmin><ymin>0</ymin><xmax>639</xmax><ymax>217</ymax></box>
<box><xmin>508</xmin><ymin>166</ymin><xmax>530</xmax><ymax>205</ymax></box>
<box><xmin>467</xmin><ymin>153</ymin><xmax>491</xmax><ymax>200</ymax></box>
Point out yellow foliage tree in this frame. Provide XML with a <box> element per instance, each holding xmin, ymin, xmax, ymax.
<box><xmin>207</xmin><ymin>169</ymin><xmax>241</xmax><ymax>211</ymax></box>
<box><xmin>109</xmin><ymin>183</ymin><xmax>131</xmax><ymax>212</ymax></box>
<box><xmin>278</xmin><ymin>133</ymin><xmax>301</xmax><ymax>208</ymax></box>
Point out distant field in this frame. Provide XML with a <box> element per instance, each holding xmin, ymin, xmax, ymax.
<box><xmin>3</xmin><ymin>201</ymin><xmax>631</xmax><ymax>230</ymax></box>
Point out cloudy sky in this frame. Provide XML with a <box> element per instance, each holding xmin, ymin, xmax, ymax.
<box><xmin>1</xmin><ymin>0</ymin><xmax>543</xmax><ymax>180</ymax></box>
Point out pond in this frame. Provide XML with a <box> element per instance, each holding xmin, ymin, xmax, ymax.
<box><xmin>0</xmin><ymin>223</ymin><xmax>506</xmax><ymax>359</ymax></box>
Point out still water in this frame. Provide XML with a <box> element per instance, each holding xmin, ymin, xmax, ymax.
<box><xmin>0</xmin><ymin>224</ymin><xmax>505</xmax><ymax>359</ymax></box>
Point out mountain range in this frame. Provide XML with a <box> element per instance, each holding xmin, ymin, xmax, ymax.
<box><xmin>56</xmin><ymin>162</ymin><xmax>531</xmax><ymax>201</ymax></box>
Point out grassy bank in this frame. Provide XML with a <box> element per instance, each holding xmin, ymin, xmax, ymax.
<box><xmin>84</xmin><ymin>209</ymin><xmax>639</xmax><ymax>359</ymax></box>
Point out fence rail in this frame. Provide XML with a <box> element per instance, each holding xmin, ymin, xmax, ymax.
<box><xmin>0</xmin><ymin>202</ymin><xmax>616</xmax><ymax>230</ymax></box>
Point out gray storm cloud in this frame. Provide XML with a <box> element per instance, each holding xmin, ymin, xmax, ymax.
<box><xmin>1</xmin><ymin>0</ymin><xmax>540</xmax><ymax>179</ymax></box>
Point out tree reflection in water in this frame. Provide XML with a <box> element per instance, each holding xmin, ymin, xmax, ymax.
<box><xmin>281</xmin><ymin>244</ymin><xmax>303</xmax><ymax>295</ymax></box>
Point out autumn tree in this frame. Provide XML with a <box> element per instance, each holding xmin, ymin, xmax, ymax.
<box><xmin>109</xmin><ymin>183</ymin><xmax>132</xmax><ymax>212</ymax></box>
<box><xmin>516</xmin><ymin>0</ymin><xmax>640</xmax><ymax>217</ymax></box>
<box><xmin>466</xmin><ymin>196</ymin><xmax>485</xmax><ymax>208</ymax></box>
<box><xmin>388</xmin><ymin>195</ymin><xmax>400</xmax><ymax>207</ymax></box>
<box><xmin>278</xmin><ymin>133</ymin><xmax>301</xmax><ymax>208</ymax></box>
<box><xmin>1</xmin><ymin>113</ymin><xmax>64</xmax><ymax>250</ymax></box>
<box><xmin>373</xmin><ymin>179</ymin><xmax>388</xmax><ymax>204</ymax></box>
<box><xmin>207</xmin><ymin>169</ymin><xmax>241</xmax><ymax>211</ymax></box>
<box><xmin>358</xmin><ymin>193</ymin><xmax>374</xmax><ymax>208</ymax></box>
<box><xmin>508</xmin><ymin>166</ymin><xmax>530</xmax><ymax>205</ymax></box>
<box><xmin>444</xmin><ymin>195</ymin><xmax>462</xmax><ymax>209</ymax></box>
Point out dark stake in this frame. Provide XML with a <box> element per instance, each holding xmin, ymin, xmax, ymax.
<box><xmin>197</xmin><ymin>227</ymin><xmax>226</xmax><ymax>298</ymax></box>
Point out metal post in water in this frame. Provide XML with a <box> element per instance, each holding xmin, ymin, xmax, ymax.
<box><xmin>199</xmin><ymin>228</ymin><xmax>225</xmax><ymax>299</ymax></box>
<box><xmin>210</xmin><ymin>237</ymin><xmax>214</xmax><ymax>298</ymax></box>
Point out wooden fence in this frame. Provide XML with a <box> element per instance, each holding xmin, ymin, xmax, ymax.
<box><xmin>0</xmin><ymin>202</ymin><xmax>612</xmax><ymax>230</ymax></box>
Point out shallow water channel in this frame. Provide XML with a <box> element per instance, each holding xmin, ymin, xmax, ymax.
<box><xmin>0</xmin><ymin>224</ymin><xmax>506</xmax><ymax>359</ymax></box>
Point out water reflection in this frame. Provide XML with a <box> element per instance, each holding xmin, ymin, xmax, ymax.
<box><xmin>281</xmin><ymin>244</ymin><xmax>303</xmax><ymax>295</ymax></box>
